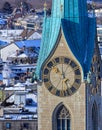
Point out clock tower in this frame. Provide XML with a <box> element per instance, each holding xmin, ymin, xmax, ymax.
<box><xmin>36</xmin><ymin>0</ymin><xmax>102</xmax><ymax>130</ymax></box>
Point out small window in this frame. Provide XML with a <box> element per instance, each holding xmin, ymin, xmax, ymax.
<box><xmin>6</xmin><ymin>122</ymin><xmax>11</xmax><ymax>129</ymax></box>
<box><xmin>23</xmin><ymin>123</ymin><xmax>29</xmax><ymax>128</ymax></box>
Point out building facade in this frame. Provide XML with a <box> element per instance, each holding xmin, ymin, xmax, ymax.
<box><xmin>36</xmin><ymin>0</ymin><xmax>102</xmax><ymax>130</ymax></box>
<box><xmin>0</xmin><ymin>119</ymin><xmax>37</xmax><ymax>130</ymax></box>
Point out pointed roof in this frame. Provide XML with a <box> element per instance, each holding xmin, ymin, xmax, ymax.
<box><xmin>36</xmin><ymin>0</ymin><xmax>96</xmax><ymax>78</ymax></box>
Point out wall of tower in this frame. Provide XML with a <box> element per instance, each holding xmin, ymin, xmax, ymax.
<box><xmin>38</xmin><ymin>32</ymin><xmax>86</xmax><ymax>130</ymax></box>
<box><xmin>38</xmin><ymin>82</ymin><xmax>86</xmax><ymax>130</ymax></box>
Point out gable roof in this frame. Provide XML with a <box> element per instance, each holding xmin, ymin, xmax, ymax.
<box><xmin>0</xmin><ymin>42</ymin><xmax>18</xmax><ymax>50</ymax></box>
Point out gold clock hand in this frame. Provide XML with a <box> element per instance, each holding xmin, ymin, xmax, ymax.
<box><xmin>52</xmin><ymin>66</ymin><xmax>61</xmax><ymax>74</ymax></box>
<box><xmin>63</xmin><ymin>78</ymin><xmax>71</xmax><ymax>88</ymax></box>
<box><xmin>63</xmin><ymin>78</ymin><xmax>69</xmax><ymax>83</ymax></box>
<box><xmin>64</xmin><ymin>81</ymin><xmax>72</xmax><ymax>95</ymax></box>
<box><xmin>62</xmin><ymin>78</ymin><xmax>69</xmax><ymax>90</ymax></box>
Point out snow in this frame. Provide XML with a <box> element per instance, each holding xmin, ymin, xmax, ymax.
<box><xmin>0</xmin><ymin>114</ymin><xmax>37</xmax><ymax>120</ymax></box>
<box><xmin>5</xmin><ymin>86</ymin><xmax>25</xmax><ymax>90</ymax></box>
<box><xmin>6</xmin><ymin>95</ymin><xmax>14</xmax><ymax>103</ymax></box>
<box><xmin>0</xmin><ymin>30</ymin><xmax>23</xmax><ymax>43</ymax></box>
<box><xmin>26</xmin><ymin>93</ymin><xmax>37</xmax><ymax>103</ymax></box>
<box><xmin>25</xmin><ymin>106</ymin><xmax>37</xmax><ymax>113</ymax></box>
<box><xmin>18</xmin><ymin>53</ymin><xmax>28</xmax><ymax>58</ymax></box>
<box><xmin>28</xmin><ymin>32</ymin><xmax>41</xmax><ymax>40</ymax></box>
<box><xmin>14</xmin><ymin>82</ymin><xmax>25</xmax><ymax>87</ymax></box>
<box><xmin>3</xmin><ymin>92</ymin><xmax>37</xmax><ymax>104</ymax></box>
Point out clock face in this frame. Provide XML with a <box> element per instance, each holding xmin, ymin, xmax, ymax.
<box><xmin>42</xmin><ymin>56</ymin><xmax>81</xmax><ymax>97</ymax></box>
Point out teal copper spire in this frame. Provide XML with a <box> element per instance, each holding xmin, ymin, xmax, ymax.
<box><xmin>36</xmin><ymin>0</ymin><xmax>96</xmax><ymax>79</ymax></box>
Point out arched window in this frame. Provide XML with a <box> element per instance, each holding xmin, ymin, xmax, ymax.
<box><xmin>52</xmin><ymin>104</ymin><xmax>71</xmax><ymax>130</ymax></box>
<box><xmin>92</xmin><ymin>102</ymin><xmax>98</xmax><ymax>130</ymax></box>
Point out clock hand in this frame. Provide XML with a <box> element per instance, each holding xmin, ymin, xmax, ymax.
<box><xmin>63</xmin><ymin>78</ymin><xmax>69</xmax><ymax>82</ymax></box>
<box><xmin>52</xmin><ymin>66</ymin><xmax>61</xmax><ymax>74</ymax></box>
<box><xmin>64</xmin><ymin>80</ymin><xmax>72</xmax><ymax>95</ymax></box>
<box><xmin>64</xmin><ymin>60</ymin><xmax>71</xmax><ymax>74</ymax></box>
<box><xmin>62</xmin><ymin>78</ymin><xmax>70</xmax><ymax>90</ymax></box>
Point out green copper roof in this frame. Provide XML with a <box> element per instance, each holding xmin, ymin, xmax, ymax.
<box><xmin>36</xmin><ymin>0</ymin><xmax>96</xmax><ymax>79</ymax></box>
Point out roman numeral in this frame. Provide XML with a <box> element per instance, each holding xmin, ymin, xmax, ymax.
<box><xmin>73</xmin><ymin>82</ymin><xmax>80</xmax><ymax>89</ymax></box>
<box><xmin>75</xmin><ymin>75</ymin><xmax>81</xmax><ymax>79</ymax></box>
<box><xmin>50</xmin><ymin>87</ymin><xmax>57</xmax><ymax>95</ymax></box>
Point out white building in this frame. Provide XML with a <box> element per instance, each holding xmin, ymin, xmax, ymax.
<box><xmin>14</xmin><ymin>91</ymin><xmax>27</xmax><ymax>106</ymax></box>
<box><xmin>2</xmin><ymin>64</ymin><xmax>11</xmax><ymax>86</ymax></box>
<box><xmin>0</xmin><ymin>42</ymin><xmax>20</xmax><ymax>62</ymax></box>
<box><xmin>97</xmin><ymin>27</ymin><xmax>102</xmax><ymax>42</ymax></box>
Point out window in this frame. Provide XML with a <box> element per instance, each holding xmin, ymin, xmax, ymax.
<box><xmin>57</xmin><ymin>106</ymin><xmax>70</xmax><ymax>130</ymax></box>
<box><xmin>92</xmin><ymin>102</ymin><xmax>98</xmax><ymax>130</ymax></box>
<box><xmin>6</xmin><ymin>122</ymin><xmax>11</xmax><ymax>129</ymax></box>
<box><xmin>53</xmin><ymin>104</ymin><xmax>71</xmax><ymax>130</ymax></box>
<box><xmin>23</xmin><ymin>123</ymin><xmax>29</xmax><ymax>129</ymax></box>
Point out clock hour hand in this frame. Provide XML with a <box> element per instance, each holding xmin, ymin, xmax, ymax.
<box><xmin>52</xmin><ymin>66</ymin><xmax>61</xmax><ymax>74</ymax></box>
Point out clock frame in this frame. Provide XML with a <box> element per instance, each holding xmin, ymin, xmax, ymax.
<box><xmin>42</xmin><ymin>56</ymin><xmax>82</xmax><ymax>97</ymax></box>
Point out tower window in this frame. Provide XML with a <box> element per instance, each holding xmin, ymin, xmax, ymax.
<box><xmin>55</xmin><ymin>105</ymin><xmax>71</xmax><ymax>130</ymax></box>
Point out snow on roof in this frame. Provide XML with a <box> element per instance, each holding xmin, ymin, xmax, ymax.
<box><xmin>18</xmin><ymin>53</ymin><xmax>28</xmax><ymax>58</ymax></box>
<box><xmin>25</xmin><ymin>106</ymin><xmax>37</xmax><ymax>113</ymax></box>
<box><xmin>8</xmin><ymin>52</ymin><xmax>28</xmax><ymax>58</ymax></box>
<box><xmin>3</xmin><ymin>92</ymin><xmax>37</xmax><ymax>114</ymax></box>
<box><xmin>15</xmin><ymin>39</ymin><xmax>41</xmax><ymax>48</ymax></box>
<box><xmin>28</xmin><ymin>32</ymin><xmax>41</xmax><ymax>40</ymax></box>
<box><xmin>24</xmin><ymin>80</ymin><xmax>34</xmax><ymax>86</ymax></box>
<box><xmin>0</xmin><ymin>30</ymin><xmax>23</xmax><ymax>43</ymax></box>
<box><xmin>14</xmin><ymin>82</ymin><xmax>25</xmax><ymax>87</ymax></box>
<box><xmin>5</xmin><ymin>86</ymin><xmax>25</xmax><ymax>90</ymax></box>
<box><xmin>26</xmin><ymin>93</ymin><xmax>37</xmax><ymax>103</ymax></box>
<box><xmin>0</xmin><ymin>114</ymin><xmax>37</xmax><ymax>120</ymax></box>
<box><xmin>3</xmin><ymin>92</ymin><xmax>37</xmax><ymax>103</ymax></box>
<box><xmin>6</xmin><ymin>95</ymin><xmax>14</xmax><ymax>103</ymax></box>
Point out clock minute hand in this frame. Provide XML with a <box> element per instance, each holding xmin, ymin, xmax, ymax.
<box><xmin>62</xmin><ymin>78</ymin><xmax>70</xmax><ymax>89</ymax></box>
<box><xmin>63</xmin><ymin>80</ymin><xmax>72</xmax><ymax>95</ymax></box>
<box><xmin>63</xmin><ymin>78</ymin><xmax>69</xmax><ymax>83</ymax></box>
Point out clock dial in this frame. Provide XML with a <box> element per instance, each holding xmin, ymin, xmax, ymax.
<box><xmin>42</xmin><ymin>56</ymin><xmax>81</xmax><ymax>97</ymax></box>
